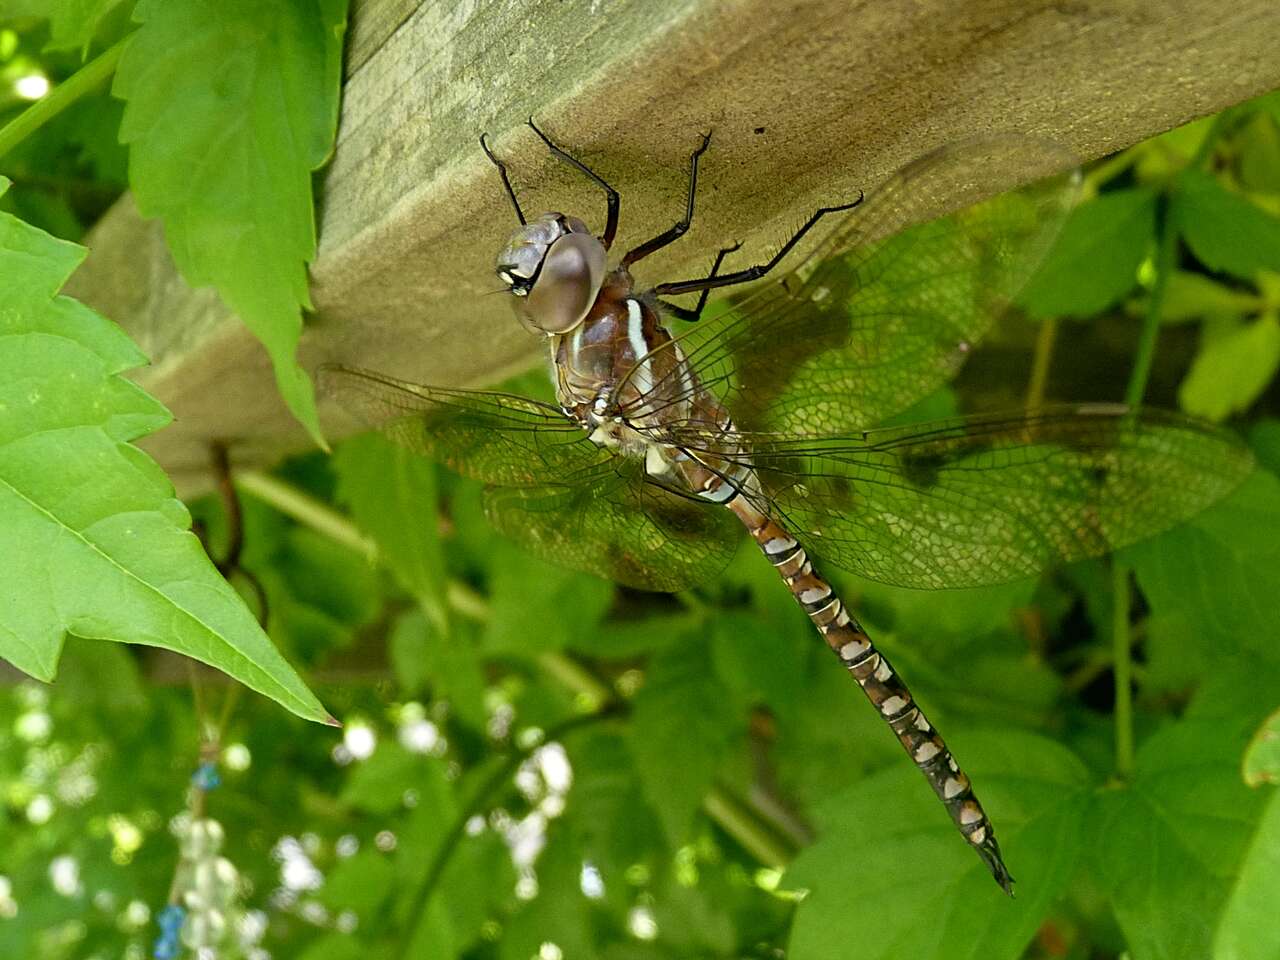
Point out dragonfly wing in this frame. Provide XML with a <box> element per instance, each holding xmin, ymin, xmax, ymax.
<box><xmin>646</xmin><ymin>136</ymin><xmax>1079</xmax><ymax>435</ymax></box>
<box><xmin>482</xmin><ymin>459</ymin><xmax>742</xmax><ymax>592</ymax></box>
<box><xmin>319</xmin><ymin>364</ymin><xmax>609</xmax><ymax>486</ymax></box>
<box><xmin>321</xmin><ymin>365</ymin><xmax>740</xmax><ymax>592</ymax></box>
<box><xmin>720</xmin><ymin>406</ymin><xmax>1254</xmax><ymax>589</ymax></box>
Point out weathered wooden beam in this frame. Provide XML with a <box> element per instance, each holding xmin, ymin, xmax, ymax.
<box><xmin>67</xmin><ymin>0</ymin><xmax>1280</xmax><ymax>493</ymax></box>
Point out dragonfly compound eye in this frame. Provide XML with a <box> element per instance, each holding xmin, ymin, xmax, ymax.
<box><xmin>497</xmin><ymin>213</ymin><xmax>605</xmax><ymax>334</ymax></box>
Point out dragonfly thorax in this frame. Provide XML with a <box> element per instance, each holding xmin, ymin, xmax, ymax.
<box><xmin>495</xmin><ymin>212</ymin><xmax>606</xmax><ymax>335</ymax></box>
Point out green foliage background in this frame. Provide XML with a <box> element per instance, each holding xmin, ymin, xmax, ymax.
<box><xmin>1</xmin><ymin>6</ymin><xmax>1280</xmax><ymax>960</ymax></box>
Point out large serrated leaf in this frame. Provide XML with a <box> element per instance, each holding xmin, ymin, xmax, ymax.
<box><xmin>785</xmin><ymin>730</ymin><xmax>1091</xmax><ymax>960</ymax></box>
<box><xmin>1174</xmin><ymin>169</ymin><xmax>1280</xmax><ymax>281</ymax></box>
<box><xmin>112</xmin><ymin>0</ymin><xmax>349</xmax><ymax>445</ymax></box>
<box><xmin>1092</xmin><ymin>714</ymin><xmax>1270</xmax><ymax>960</ymax></box>
<box><xmin>1122</xmin><ymin>471</ymin><xmax>1280</xmax><ymax>692</ymax></box>
<box><xmin>1018</xmin><ymin>188</ymin><xmax>1156</xmax><ymax>318</ymax></box>
<box><xmin>0</xmin><ymin>178</ymin><xmax>330</xmax><ymax>723</ymax></box>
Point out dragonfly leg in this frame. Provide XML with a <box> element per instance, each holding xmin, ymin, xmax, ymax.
<box><xmin>622</xmin><ymin>130</ymin><xmax>713</xmax><ymax>268</ymax></box>
<box><xmin>652</xmin><ymin>193</ymin><xmax>864</xmax><ymax>298</ymax></box>
<box><xmin>480</xmin><ymin>133</ymin><xmax>526</xmax><ymax>226</ymax></box>
<box><xmin>724</xmin><ymin>493</ymin><xmax>1016</xmax><ymax>895</ymax></box>
<box><xmin>658</xmin><ymin>241</ymin><xmax>742</xmax><ymax>321</ymax></box>
<box><xmin>527</xmin><ymin>117</ymin><xmax>621</xmax><ymax>250</ymax></box>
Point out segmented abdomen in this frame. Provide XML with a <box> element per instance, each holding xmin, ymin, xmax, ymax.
<box><xmin>725</xmin><ymin>490</ymin><xmax>1014</xmax><ymax>894</ymax></box>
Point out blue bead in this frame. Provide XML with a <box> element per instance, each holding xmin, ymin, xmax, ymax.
<box><xmin>157</xmin><ymin>904</ymin><xmax>185</xmax><ymax>931</ymax></box>
<box><xmin>152</xmin><ymin>934</ymin><xmax>179</xmax><ymax>960</ymax></box>
<box><xmin>191</xmin><ymin>762</ymin><xmax>221</xmax><ymax>790</ymax></box>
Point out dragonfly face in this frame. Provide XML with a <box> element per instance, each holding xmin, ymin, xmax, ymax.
<box><xmin>495</xmin><ymin>212</ymin><xmax>606</xmax><ymax>335</ymax></box>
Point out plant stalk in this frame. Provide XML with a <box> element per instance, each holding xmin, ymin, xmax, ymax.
<box><xmin>0</xmin><ymin>35</ymin><xmax>130</xmax><ymax>161</ymax></box>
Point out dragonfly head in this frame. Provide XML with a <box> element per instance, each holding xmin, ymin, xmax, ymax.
<box><xmin>495</xmin><ymin>212</ymin><xmax>606</xmax><ymax>335</ymax></box>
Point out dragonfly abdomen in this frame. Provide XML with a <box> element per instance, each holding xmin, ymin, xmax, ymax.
<box><xmin>725</xmin><ymin>491</ymin><xmax>1015</xmax><ymax>895</ymax></box>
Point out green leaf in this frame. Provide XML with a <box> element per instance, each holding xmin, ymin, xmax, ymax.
<box><xmin>484</xmin><ymin>541</ymin><xmax>613</xmax><ymax>654</ymax></box>
<box><xmin>1178</xmin><ymin>314</ymin><xmax>1280</xmax><ymax>421</ymax></box>
<box><xmin>39</xmin><ymin>0</ymin><xmax>127</xmax><ymax>52</ymax></box>
<box><xmin>333</xmin><ymin>432</ymin><xmax>448</xmax><ymax>630</ymax></box>
<box><xmin>1174</xmin><ymin>170</ymin><xmax>1280</xmax><ymax>281</ymax></box>
<box><xmin>388</xmin><ymin>608</ymin><xmax>486</xmax><ymax>728</ymax></box>
<box><xmin>1161</xmin><ymin>270</ymin><xmax>1261</xmax><ymax>323</ymax></box>
<box><xmin>1248</xmin><ymin>418</ymin><xmax>1280</xmax><ymax>477</ymax></box>
<box><xmin>1243</xmin><ymin>708</ymin><xmax>1280</xmax><ymax>787</ymax></box>
<box><xmin>0</xmin><ymin>180</ymin><xmax>329</xmax><ymax>723</ymax></box>
<box><xmin>319</xmin><ymin>847</ymin><xmax>395</xmax><ymax>922</ymax></box>
<box><xmin>786</xmin><ymin>730</ymin><xmax>1091</xmax><ymax>960</ymax></box>
<box><xmin>112</xmin><ymin>0</ymin><xmax>349</xmax><ymax>445</ymax></box>
<box><xmin>1238</xmin><ymin>111</ymin><xmax>1280</xmax><ymax>194</ymax></box>
<box><xmin>710</xmin><ymin>609</ymin><xmax>806</xmax><ymax>717</ymax></box>
<box><xmin>1019</xmin><ymin>188</ymin><xmax>1156</xmax><ymax>318</ymax></box>
<box><xmin>564</xmin><ymin>730</ymin><xmax>666</xmax><ymax>882</ymax></box>
<box><xmin>629</xmin><ymin>634</ymin><xmax>745</xmax><ymax>844</ymax></box>
<box><xmin>341</xmin><ymin>743</ymin><xmax>433</xmax><ymax>815</ymax></box>
<box><xmin>1093</xmin><ymin>716</ymin><xmax>1269</xmax><ymax>960</ymax></box>
<box><xmin>1214</xmin><ymin>789</ymin><xmax>1280</xmax><ymax>960</ymax></box>
<box><xmin>1122</xmin><ymin>471</ymin><xmax>1279</xmax><ymax>692</ymax></box>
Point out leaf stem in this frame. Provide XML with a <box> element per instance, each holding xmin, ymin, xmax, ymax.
<box><xmin>1025</xmin><ymin>317</ymin><xmax>1058</xmax><ymax>409</ymax></box>
<box><xmin>396</xmin><ymin>708</ymin><xmax>620</xmax><ymax>960</ymax></box>
<box><xmin>1109</xmin><ymin>561</ymin><xmax>1135</xmax><ymax>780</ymax></box>
<box><xmin>237</xmin><ymin>470</ymin><xmax>376</xmax><ymax>558</ymax></box>
<box><xmin>1109</xmin><ymin>177</ymin><xmax>1182</xmax><ymax>781</ymax></box>
<box><xmin>0</xmin><ymin>35</ymin><xmax>130</xmax><ymax>161</ymax></box>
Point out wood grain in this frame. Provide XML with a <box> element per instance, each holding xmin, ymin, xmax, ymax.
<box><xmin>65</xmin><ymin>0</ymin><xmax>1280</xmax><ymax>492</ymax></box>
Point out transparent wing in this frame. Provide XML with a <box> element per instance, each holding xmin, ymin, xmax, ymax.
<box><xmin>674</xmin><ymin>405</ymin><xmax>1254</xmax><ymax>589</ymax></box>
<box><xmin>631</xmin><ymin>136</ymin><xmax>1080</xmax><ymax>436</ymax></box>
<box><xmin>319</xmin><ymin>364</ymin><xmax>610</xmax><ymax>486</ymax></box>
<box><xmin>320</xmin><ymin>364</ymin><xmax>740</xmax><ymax>591</ymax></box>
<box><xmin>483</xmin><ymin>458</ymin><xmax>741</xmax><ymax>592</ymax></box>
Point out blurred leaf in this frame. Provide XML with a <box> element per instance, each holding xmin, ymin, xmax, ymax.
<box><xmin>389</xmin><ymin>609</ymin><xmax>486</xmax><ymax>728</ymax></box>
<box><xmin>786</xmin><ymin>730</ymin><xmax>1091</xmax><ymax>960</ymax></box>
<box><xmin>1243</xmin><ymin>708</ymin><xmax>1280</xmax><ymax>787</ymax></box>
<box><xmin>485</xmin><ymin>541</ymin><xmax>613</xmax><ymax>654</ymax></box>
<box><xmin>1174</xmin><ymin>170</ymin><xmax>1280</xmax><ymax>281</ymax></box>
<box><xmin>1239</xmin><ymin>111</ymin><xmax>1280</xmax><ymax>193</ymax></box>
<box><xmin>1213</xmin><ymin>790</ymin><xmax>1280</xmax><ymax>960</ymax></box>
<box><xmin>1161</xmin><ymin>270</ymin><xmax>1260</xmax><ymax>323</ymax></box>
<box><xmin>341</xmin><ymin>743</ymin><xmax>433</xmax><ymax>815</ymax></box>
<box><xmin>319</xmin><ymin>847</ymin><xmax>395</xmax><ymax>922</ymax></box>
<box><xmin>564</xmin><ymin>729</ymin><xmax>665</xmax><ymax>883</ymax></box>
<box><xmin>334</xmin><ymin>432</ymin><xmax>447</xmax><ymax>629</ymax></box>
<box><xmin>1123</xmin><ymin>471</ymin><xmax>1279</xmax><ymax>692</ymax></box>
<box><xmin>1249</xmin><ymin>418</ymin><xmax>1280</xmax><ymax>476</ymax></box>
<box><xmin>0</xmin><ymin>178</ymin><xmax>329</xmax><ymax>722</ymax></box>
<box><xmin>1093</xmin><ymin>715</ymin><xmax>1269</xmax><ymax>960</ymax></box>
<box><xmin>113</xmin><ymin>0</ymin><xmax>349</xmax><ymax>444</ymax></box>
<box><xmin>629</xmin><ymin>634</ymin><xmax>745</xmax><ymax>844</ymax></box>
<box><xmin>577</xmin><ymin>612</ymin><xmax>695</xmax><ymax>659</ymax></box>
<box><xmin>1019</xmin><ymin>189</ymin><xmax>1155</xmax><ymax>318</ymax></box>
<box><xmin>1178</xmin><ymin>313</ymin><xmax>1280</xmax><ymax>421</ymax></box>
<box><xmin>39</xmin><ymin>0</ymin><xmax>127</xmax><ymax>52</ymax></box>
<box><xmin>499</xmin><ymin>827</ymin><xmax>599</xmax><ymax>960</ymax></box>
<box><xmin>297</xmin><ymin>934</ymin><xmax>367</xmax><ymax>960</ymax></box>
<box><xmin>710</xmin><ymin>609</ymin><xmax>805</xmax><ymax>717</ymax></box>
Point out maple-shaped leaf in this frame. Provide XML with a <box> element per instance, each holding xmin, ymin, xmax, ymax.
<box><xmin>112</xmin><ymin>0</ymin><xmax>348</xmax><ymax>445</ymax></box>
<box><xmin>0</xmin><ymin>177</ymin><xmax>332</xmax><ymax>723</ymax></box>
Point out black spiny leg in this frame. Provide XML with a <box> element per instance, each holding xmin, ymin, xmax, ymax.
<box><xmin>622</xmin><ymin>131</ymin><xmax>713</xmax><ymax>268</ymax></box>
<box><xmin>659</xmin><ymin>242</ymin><xmax>741</xmax><ymax>322</ymax></box>
<box><xmin>480</xmin><ymin>133</ymin><xmax>526</xmax><ymax>225</ymax></box>
<box><xmin>654</xmin><ymin>195</ymin><xmax>864</xmax><ymax>298</ymax></box>
<box><xmin>527</xmin><ymin>117</ymin><xmax>620</xmax><ymax>250</ymax></box>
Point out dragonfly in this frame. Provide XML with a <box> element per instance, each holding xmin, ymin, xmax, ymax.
<box><xmin>322</xmin><ymin>120</ymin><xmax>1254</xmax><ymax>893</ymax></box>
